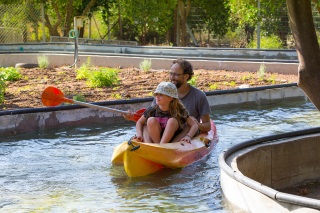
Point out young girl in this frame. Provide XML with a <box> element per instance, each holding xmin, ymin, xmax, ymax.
<box><xmin>134</xmin><ymin>82</ymin><xmax>198</xmax><ymax>144</ymax></box>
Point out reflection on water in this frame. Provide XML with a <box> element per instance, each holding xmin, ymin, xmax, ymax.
<box><xmin>1</xmin><ymin>100</ymin><xmax>320</xmax><ymax>212</ymax></box>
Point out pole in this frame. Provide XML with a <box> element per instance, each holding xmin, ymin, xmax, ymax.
<box><xmin>257</xmin><ymin>0</ymin><xmax>261</xmax><ymax>49</ymax></box>
<box><xmin>41</xmin><ymin>3</ymin><xmax>45</xmax><ymax>42</ymax></box>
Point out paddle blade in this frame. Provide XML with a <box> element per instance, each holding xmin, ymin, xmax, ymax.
<box><xmin>127</xmin><ymin>108</ymin><xmax>146</xmax><ymax>122</ymax></box>
<box><xmin>41</xmin><ymin>86</ymin><xmax>73</xmax><ymax>107</ymax></box>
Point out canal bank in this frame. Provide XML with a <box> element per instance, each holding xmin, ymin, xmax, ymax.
<box><xmin>0</xmin><ymin>84</ymin><xmax>305</xmax><ymax>137</ymax></box>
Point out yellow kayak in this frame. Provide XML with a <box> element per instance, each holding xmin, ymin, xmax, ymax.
<box><xmin>111</xmin><ymin>120</ymin><xmax>219</xmax><ymax>177</ymax></box>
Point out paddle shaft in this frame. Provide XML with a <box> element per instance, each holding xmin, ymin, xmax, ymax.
<box><xmin>72</xmin><ymin>99</ymin><xmax>127</xmax><ymax>114</ymax></box>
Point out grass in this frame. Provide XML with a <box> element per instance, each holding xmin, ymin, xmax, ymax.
<box><xmin>37</xmin><ymin>55</ymin><xmax>50</xmax><ymax>69</ymax></box>
<box><xmin>139</xmin><ymin>58</ymin><xmax>152</xmax><ymax>72</ymax></box>
<box><xmin>257</xmin><ymin>63</ymin><xmax>266</xmax><ymax>80</ymax></box>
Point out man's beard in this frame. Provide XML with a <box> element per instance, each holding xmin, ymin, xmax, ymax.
<box><xmin>173</xmin><ymin>81</ymin><xmax>182</xmax><ymax>89</ymax></box>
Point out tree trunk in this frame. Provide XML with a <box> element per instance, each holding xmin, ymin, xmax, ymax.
<box><xmin>63</xmin><ymin>0</ymin><xmax>74</xmax><ymax>37</ymax></box>
<box><xmin>286</xmin><ymin>0</ymin><xmax>320</xmax><ymax>110</ymax></box>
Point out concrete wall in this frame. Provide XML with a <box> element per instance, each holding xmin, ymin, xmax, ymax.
<box><xmin>0</xmin><ymin>53</ymin><xmax>299</xmax><ymax>74</ymax></box>
<box><xmin>236</xmin><ymin>134</ymin><xmax>320</xmax><ymax>190</ymax></box>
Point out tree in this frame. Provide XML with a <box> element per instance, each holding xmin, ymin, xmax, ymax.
<box><xmin>26</xmin><ymin>0</ymin><xmax>98</xmax><ymax>37</ymax></box>
<box><xmin>286</xmin><ymin>0</ymin><xmax>320</xmax><ymax>110</ymax></box>
<box><xmin>188</xmin><ymin>0</ymin><xmax>230</xmax><ymax>45</ymax></box>
<box><xmin>228</xmin><ymin>0</ymin><xmax>291</xmax><ymax>47</ymax></box>
<box><xmin>116</xmin><ymin>0</ymin><xmax>176</xmax><ymax>45</ymax></box>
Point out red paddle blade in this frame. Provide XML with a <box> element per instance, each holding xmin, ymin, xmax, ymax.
<box><xmin>128</xmin><ymin>108</ymin><xmax>146</xmax><ymax>122</ymax></box>
<box><xmin>42</xmin><ymin>86</ymin><xmax>73</xmax><ymax>107</ymax></box>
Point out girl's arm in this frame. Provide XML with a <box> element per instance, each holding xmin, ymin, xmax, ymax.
<box><xmin>181</xmin><ymin>117</ymin><xmax>198</xmax><ymax>143</ymax></box>
<box><xmin>135</xmin><ymin>115</ymin><xmax>146</xmax><ymax>141</ymax></box>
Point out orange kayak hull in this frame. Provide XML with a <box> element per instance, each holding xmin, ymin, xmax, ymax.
<box><xmin>111</xmin><ymin>120</ymin><xmax>219</xmax><ymax>177</ymax></box>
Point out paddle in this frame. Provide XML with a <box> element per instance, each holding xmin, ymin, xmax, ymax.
<box><xmin>41</xmin><ymin>86</ymin><xmax>145</xmax><ymax>122</ymax></box>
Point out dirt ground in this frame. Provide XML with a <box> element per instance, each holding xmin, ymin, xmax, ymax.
<box><xmin>1</xmin><ymin>66</ymin><xmax>298</xmax><ymax>111</ymax></box>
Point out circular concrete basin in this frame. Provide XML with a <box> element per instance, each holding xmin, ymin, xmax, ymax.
<box><xmin>220</xmin><ymin>128</ymin><xmax>320</xmax><ymax>212</ymax></box>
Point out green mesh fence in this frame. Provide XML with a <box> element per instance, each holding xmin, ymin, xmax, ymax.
<box><xmin>0</xmin><ymin>4</ymin><xmax>41</xmax><ymax>43</ymax></box>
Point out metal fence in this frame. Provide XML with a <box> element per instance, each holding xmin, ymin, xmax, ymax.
<box><xmin>0</xmin><ymin>3</ymin><xmax>42</xmax><ymax>43</ymax></box>
<box><xmin>0</xmin><ymin>2</ymin><xmax>319</xmax><ymax>47</ymax></box>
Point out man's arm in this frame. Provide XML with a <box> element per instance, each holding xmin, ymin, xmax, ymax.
<box><xmin>198</xmin><ymin>114</ymin><xmax>211</xmax><ymax>132</ymax></box>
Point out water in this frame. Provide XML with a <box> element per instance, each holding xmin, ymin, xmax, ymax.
<box><xmin>1</xmin><ymin>100</ymin><xmax>320</xmax><ymax>212</ymax></box>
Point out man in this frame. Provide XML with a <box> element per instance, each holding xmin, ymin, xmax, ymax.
<box><xmin>167</xmin><ymin>58</ymin><xmax>211</xmax><ymax>141</ymax></box>
<box><xmin>125</xmin><ymin>58</ymin><xmax>211</xmax><ymax>142</ymax></box>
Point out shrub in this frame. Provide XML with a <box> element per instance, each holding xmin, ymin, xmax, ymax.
<box><xmin>247</xmin><ymin>34</ymin><xmax>284</xmax><ymax>49</ymax></box>
<box><xmin>76</xmin><ymin>57</ymin><xmax>92</xmax><ymax>80</ymax></box>
<box><xmin>37</xmin><ymin>55</ymin><xmax>50</xmax><ymax>69</ymax></box>
<box><xmin>0</xmin><ymin>67</ymin><xmax>22</xmax><ymax>104</ymax></box>
<box><xmin>139</xmin><ymin>59</ymin><xmax>152</xmax><ymax>72</ymax></box>
<box><xmin>0</xmin><ymin>67</ymin><xmax>22</xmax><ymax>81</ymax></box>
<box><xmin>86</xmin><ymin>67</ymin><xmax>120</xmax><ymax>88</ymax></box>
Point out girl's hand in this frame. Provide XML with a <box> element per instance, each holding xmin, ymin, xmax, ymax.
<box><xmin>123</xmin><ymin>110</ymin><xmax>133</xmax><ymax>121</ymax></box>
<box><xmin>181</xmin><ymin>135</ymin><xmax>192</xmax><ymax>143</ymax></box>
<box><xmin>133</xmin><ymin>135</ymin><xmax>143</xmax><ymax>142</ymax></box>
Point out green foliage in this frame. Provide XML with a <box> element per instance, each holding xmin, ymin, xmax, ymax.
<box><xmin>87</xmin><ymin>68</ymin><xmax>120</xmax><ymax>88</ymax></box>
<box><xmin>113</xmin><ymin>0</ymin><xmax>176</xmax><ymax>44</ymax></box>
<box><xmin>247</xmin><ymin>34</ymin><xmax>284</xmax><ymax>49</ymax></box>
<box><xmin>192</xmin><ymin>0</ymin><xmax>230</xmax><ymax>38</ymax></box>
<box><xmin>0</xmin><ymin>79</ymin><xmax>5</xmax><ymax>104</ymax></box>
<box><xmin>76</xmin><ymin>57</ymin><xmax>119</xmax><ymax>88</ymax></box>
<box><xmin>76</xmin><ymin>57</ymin><xmax>92</xmax><ymax>80</ymax></box>
<box><xmin>0</xmin><ymin>67</ymin><xmax>22</xmax><ymax>81</ymax></box>
<box><xmin>209</xmin><ymin>83</ymin><xmax>218</xmax><ymax>90</ymax></box>
<box><xmin>229</xmin><ymin>81</ymin><xmax>236</xmax><ymax>86</ymax></box>
<box><xmin>139</xmin><ymin>59</ymin><xmax>152</xmax><ymax>72</ymax></box>
<box><xmin>267</xmin><ymin>74</ymin><xmax>277</xmax><ymax>84</ymax></box>
<box><xmin>188</xmin><ymin>75</ymin><xmax>198</xmax><ymax>87</ymax></box>
<box><xmin>73</xmin><ymin>94</ymin><xmax>86</xmax><ymax>102</ymax></box>
<box><xmin>0</xmin><ymin>66</ymin><xmax>21</xmax><ymax>104</ymax></box>
<box><xmin>37</xmin><ymin>55</ymin><xmax>50</xmax><ymax>69</ymax></box>
<box><xmin>111</xmin><ymin>93</ymin><xmax>122</xmax><ymax>99</ymax></box>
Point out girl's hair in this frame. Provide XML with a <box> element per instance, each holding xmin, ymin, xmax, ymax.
<box><xmin>169</xmin><ymin>98</ymin><xmax>188</xmax><ymax>129</ymax></box>
<box><xmin>172</xmin><ymin>58</ymin><xmax>194</xmax><ymax>81</ymax></box>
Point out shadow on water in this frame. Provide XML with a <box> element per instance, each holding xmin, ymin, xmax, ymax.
<box><xmin>1</xmin><ymin>99</ymin><xmax>320</xmax><ymax>212</ymax></box>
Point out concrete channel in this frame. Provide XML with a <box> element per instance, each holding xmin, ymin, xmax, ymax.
<box><xmin>2</xmin><ymin>44</ymin><xmax>319</xmax><ymax>211</ymax></box>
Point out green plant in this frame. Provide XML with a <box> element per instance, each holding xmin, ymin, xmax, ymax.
<box><xmin>0</xmin><ymin>67</ymin><xmax>21</xmax><ymax>105</ymax></box>
<box><xmin>0</xmin><ymin>79</ymin><xmax>5</xmax><ymax>104</ymax></box>
<box><xmin>37</xmin><ymin>55</ymin><xmax>50</xmax><ymax>69</ymax></box>
<box><xmin>87</xmin><ymin>67</ymin><xmax>120</xmax><ymax>88</ymax></box>
<box><xmin>241</xmin><ymin>75</ymin><xmax>253</xmax><ymax>81</ymax></box>
<box><xmin>0</xmin><ymin>67</ymin><xmax>22</xmax><ymax>81</ymax></box>
<box><xmin>111</xmin><ymin>93</ymin><xmax>122</xmax><ymax>99</ymax></box>
<box><xmin>257</xmin><ymin>63</ymin><xmax>266</xmax><ymax>80</ymax></box>
<box><xmin>247</xmin><ymin>34</ymin><xmax>284</xmax><ymax>49</ymax></box>
<box><xmin>229</xmin><ymin>81</ymin><xmax>236</xmax><ymax>87</ymax></box>
<box><xmin>188</xmin><ymin>75</ymin><xmax>198</xmax><ymax>87</ymax></box>
<box><xmin>267</xmin><ymin>74</ymin><xmax>277</xmax><ymax>84</ymax></box>
<box><xmin>73</xmin><ymin>94</ymin><xmax>86</xmax><ymax>102</ymax></box>
<box><xmin>76</xmin><ymin>57</ymin><xmax>92</xmax><ymax>80</ymax></box>
<box><xmin>139</xmin><ymin>59</ymin><xmax>152</xmax><ymax>72</ymax></box>
<box><xmin>209</xmin><ymin>83</ymin><xmax>218</xmax><ymax>90</ymax></box>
